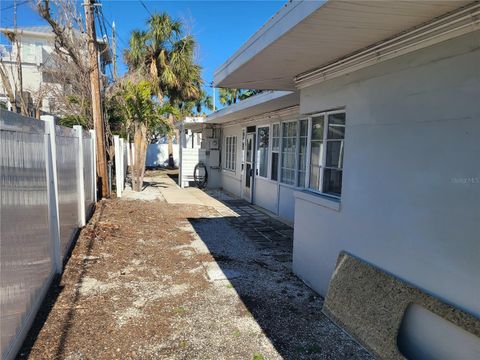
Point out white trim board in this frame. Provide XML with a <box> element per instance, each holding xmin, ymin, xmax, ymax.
<box><xmin>295</xmin><ymin>2</ymin><xmax>480</xmax><ymax>89</ymax></box>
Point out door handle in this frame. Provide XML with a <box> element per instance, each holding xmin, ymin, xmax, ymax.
<box><xmin>249</xmin><ymin>168</ymin><xmax>254</xmax><ymax>177</ymax></box>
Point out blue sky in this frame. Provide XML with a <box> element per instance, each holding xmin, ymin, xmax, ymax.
<box><xmin>0</xmin><ymin>0</ymin><xmax>285</xmax><ymax>109</ymax></box>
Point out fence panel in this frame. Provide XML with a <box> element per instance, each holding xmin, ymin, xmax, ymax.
<box><xmin>82</xmin><ymin>135</ymin><xmax>94</xmax><ymax>216</ymax></box>
<box><xmin>0</xmin><ymin>110</ymin><xmax>98</xmax><ymax>360</ymax></box>
<box><xmin>55</xmin><ymin>127</ymin><xmax>80</xmax><ymax>257</ymax></box>
<box><xmin>0</xmin><ymin>113</ymin><xmax>54</xmax><ymax>360</ymax></box>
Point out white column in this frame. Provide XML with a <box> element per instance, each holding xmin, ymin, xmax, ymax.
<box><xmin>114</xmin><ymin>135</ymin><xmax>122</xmax><ymax>197</ymax></box>
<box><xmin>74</xmin><ymin>125</ymin><xmax>86</xmax><ymax>226</ymax></box>
<box><xmin>41</xmin><ymin>115</ymin><xmax>62</xmax><ymax>273</ymax></box>
<box><xmin>89</xmin><ymin>129</ymin><xmax>97</xmax><ymax>203</ymax></box>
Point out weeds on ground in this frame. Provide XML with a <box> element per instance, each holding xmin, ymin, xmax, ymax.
<box><xmin>174</xmin><ymin>306</ymin><xmax>188</xmax><ymax>314</ymax></box>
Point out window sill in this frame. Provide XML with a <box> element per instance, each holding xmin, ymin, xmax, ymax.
<box><xmin>293</xmin><ymin>190</ymin><xmax>341</xmax><ymax>212</ymax></box>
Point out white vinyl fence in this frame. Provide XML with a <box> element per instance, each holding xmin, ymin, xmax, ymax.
<box><xmin>146</xmin><ymin>143</ymin><xmax>179</xmax><ymax>167</ymax></box>
<box><xmin>0</xmin><ymin>110</ymin><xmax>97</xmax><ymax>360</ymax></box>
<box><xmin>114</xmin><ymin>135</ymin><xmax>128</xmax><ymax>197</ymax></box>
<box><xmin>179</xmin><ymin>148</ymin><xmax>206</xmax><ymax>187</ymax></box>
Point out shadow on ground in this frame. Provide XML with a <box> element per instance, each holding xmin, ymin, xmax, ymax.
<box><xmin>17</xmin><ymin>203</ymin><xmax>107</xmax><ymax>360</ymax></box>
<box><xmin>188</xmin><ymin>207</ymin><xmax>373</xmax><ymax>360</ymax></box>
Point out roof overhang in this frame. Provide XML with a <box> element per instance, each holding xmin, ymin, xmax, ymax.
<box><xmin>206</xmin><ymin>91</ymin><xmax>299</xmax><ymax>125</ymax></box>
<box><xmin>213</xmin><ymin>0</ymin><xmax>473</xmax><ymax>90</ymax></box>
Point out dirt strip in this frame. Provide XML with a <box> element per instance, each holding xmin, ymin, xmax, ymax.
<box><xmin>18</xmin><ymin>191</ymin><xmax>373</xmax><ymax>360</ymax></box>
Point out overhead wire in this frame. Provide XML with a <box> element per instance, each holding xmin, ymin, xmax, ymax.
<box><xmin>138</xmin><ymin>0</ymin><xmax>152</xmax><ymax>17</ymax></box>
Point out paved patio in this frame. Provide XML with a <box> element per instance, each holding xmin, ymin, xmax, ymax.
<box><xmin>19</xmin><ymin>170</ymin><xmax>372</xmax><ymax>360</ymax></box>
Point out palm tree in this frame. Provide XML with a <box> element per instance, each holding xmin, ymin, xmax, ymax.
<box><xmin>219</xmin><ymin>88</ymin><xmax>240</xmax><ymax>106</ymax></box>
<box><xmin>219</xmin><ymin>88</ymin><xmax>262</xmax><ymax>106</ymax></box>
<box><xmin>114</xmin><ymin>80</ymin><xmax>176</xmax><ymax>191</ymax></box>
<box><xmin>124</xmin><ymin>13</ymin><xmax>205</xmax><ymax>166</ymax></box>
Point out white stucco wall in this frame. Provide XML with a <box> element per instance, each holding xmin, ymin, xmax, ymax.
<box><xmin>293</xmin><ymin>31</ymin><xmax>480</xmax><ymax>317</ymax></box>
<box><xmin>254</xmin><ymin>177</ymin><xmax>278</xmax><ymax>214</ymax></box>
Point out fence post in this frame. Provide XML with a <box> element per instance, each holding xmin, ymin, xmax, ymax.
<box><xmin>74</xmin><ymin>126</ymin><xmax>86</xmax><ymax>226</ymax></box>
<box><xmin>126</xmin><ymin>139</ymin><xmax>131</xmax><ymax>166</ymax></box>
<box><xmin>41</xmin><ymin>115</ymin><xmax>62</xmax><ymax>274</ymax></box>
<box><xmin>179</xmin><ymin>122</ymin><xmax>184</xmax><ymax>187</ymax></box>
<box><xmin>131</xmin><ymin>143</ymin><xmax>135</xmax><ymax>166</ymax></box>
<box><xmin>114</xmin><ymin>135</ymin><xmax>122</xmax><ymax>197</ymax></box>
<box><xmin>89</xmin><ymin>129</ymin><xmax>97</xmax><ymax>203</ymax></box>
<box><xmin>119</xmin><ymin>138</ymin><xmax>125</xmax><ymax>191</ymax></box>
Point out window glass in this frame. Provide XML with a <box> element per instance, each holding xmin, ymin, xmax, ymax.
<box><xmin>323</xmin><ymin>169</ymin><xmax>343</xmax><ymax>196</ymax></box>
<box><xmin>325</xmin><ymin>141</ymin><xmax>344</xmax><ymax>168</ymax></box>
<box><xmin>311</xmin><ymin>116</ymin><xmax>324</xmax><ymax>140</ymax></box>
<box><xmin>271</xmin><ymin>152</ymin><xmax>279</xmax><ymax>181</ymax></box>
<box><xmin>224</xmin><ymin>136</ymin><xmax>236</xmax><ymax>171</ymax></box>
<box><xmin>297</xmin><ymin>119</ymin><xmax>308</xmax><ymax>187</ymax></box>
<box><xmin>257</xmin><ymin>126</ymin><xmax>269</xmax><ymax>178</ymax></box>
<box><xmin>281</xmin><ymin>122</ymin><xmax>297</xmax><ymax>185</ymax></box>
<box><xmin>271</xmin><ymin>123</ymin><xmax>280</xmax><ymax>181</ymax></box>
<box><xmin>272</xmin><ymin>124</ymin><xmax>280</xmax><ymax>151</ymax></box>
<box><xmin>327</xmin><ymin>113</ymin><xmax>345</xmax><ymax>139</ymax></box>
<box><xmin>307</xmin><ymin>111</ymin><xmax>345</xmax><ymax>197</ymax></box>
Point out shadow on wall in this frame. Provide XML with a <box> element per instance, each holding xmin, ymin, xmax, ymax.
<box><xmin>187</xmin><ymin>215</ymin><xmax>373</xmax><ymax>360</ymax></box>
<box><xmin>146</xmin><ymin>144</ymin><xmax>179</xmax><ymax>167</ymax></box>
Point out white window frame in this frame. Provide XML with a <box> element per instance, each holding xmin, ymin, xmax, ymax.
<box><xmin>256</xmin><ymin>124</ymin><xmax>270</xmax><ymax>179</ymax></box>
<box><xmin>306</xmin><ymin>109</ymin><xmax>346</xmax><ymax>199</ymax></box>
<box><xmin>297</xmin><ymin>118</ymin><xmax>309</xmax><ymax>188</ymax></box>
<box><xmin>270</xmin><ymin>123</ymin><xmax>280</xmax><ymax>182</ymax></box>
<box><xmin>224</xmin><ymin>135</ymin><xmax>237</xmax><ymax>172</ymax></box>
<box><xmin>280</xmin><ymin>120</ymin><xmax>298</xmax><ymax>186</ymax></box>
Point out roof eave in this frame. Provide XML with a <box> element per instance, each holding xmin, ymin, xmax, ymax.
<box><xmin>213</xmin><ymin>0</ymin><xmax>326</xmax><ymax>88</ymax></box>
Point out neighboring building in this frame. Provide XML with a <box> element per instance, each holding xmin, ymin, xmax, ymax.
<box><xmin>179</xmin><ymin>1</ymin><xmax>480</xmax><ymax>357</ymax></box>
<box><xmin>0</xmin><ymin>25</ymin><xmax>111</xmax><ymax>116</ymax></box>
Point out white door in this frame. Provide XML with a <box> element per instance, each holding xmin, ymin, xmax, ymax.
<box><xmin>243</xmin><ymin>132</ymin><xmax>255</xmax><ymax>202</ymax></box>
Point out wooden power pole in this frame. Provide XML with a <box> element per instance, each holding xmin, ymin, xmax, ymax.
<box><xmin>112</xmin><ymin>21</ymin><xmax>118</xmax><ymax>80</ymax></box>
<box><xmin>84</xmin><ymin>0</ymin><xmax>110</xmax><ymax>198</ymax></box>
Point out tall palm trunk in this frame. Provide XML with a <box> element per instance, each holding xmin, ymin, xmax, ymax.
<box><xmin>132</xmin><ymin>122</ymin><xmax>148</xmax><ymax>191</ymax></box>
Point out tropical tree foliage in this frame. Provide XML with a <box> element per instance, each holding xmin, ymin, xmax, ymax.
<box><xmin>219</xmin><ymin>88</ymin><xmax>262</xmax><ymax>106</ymax></box>
<box><xmin>123</xmin><ymin>12</ymin><xmax>208</xmax><ymax>166</ymax></box>
<box><xmin>110</xmin><ymin>79</ymin><xmax>176</xmax><ymax>191</ymax></box>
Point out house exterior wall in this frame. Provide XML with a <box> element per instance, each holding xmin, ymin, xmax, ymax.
<box><xmin>254</xmin><ymin>177</ymin><xmax>278</xmax><ymax>214</ymax></box>
<box><xmin>220</xmin><ymin>124</ymin><xmax>243</xmax><ymax>197</ymax></box>
<box><xmin>217</xmin><ymin>109</ymin><xmax>302</xmax><ymax>223</ymax></box>
<box><xmin>293</xmin><ymin>31</ymin><xmax>480</xmax><ymax>317</ymax></box>
<box><xmin>0</xmin><ymin>35</ymin><xmax>54</xmax><ymax>112</ymax></box>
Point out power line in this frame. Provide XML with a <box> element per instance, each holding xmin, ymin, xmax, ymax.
<box><xmin>0</xmin><ymin>0</ymin><xmax>29</xmax><ymax>12</ymax></box>
<box><xmin>139</xmin><ymin>0</ymin><xmax>152</xmax><ymax>17</ymax></box>
<box><xmin>94</xmin><ymin>4</ymin><xmax>114</xmax><ymax>82</ymax></box>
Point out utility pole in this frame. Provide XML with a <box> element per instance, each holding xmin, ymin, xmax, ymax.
<box><xmin>112</xmin><ymin>21</ymin><xmax>117</xmax><ymax>80</ymax></box>
<box><xmin>84</xmin><ymin>0</ymin><xmax>110</xmax><ymax>198</ymax></box>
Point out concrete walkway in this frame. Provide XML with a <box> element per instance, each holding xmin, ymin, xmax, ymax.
<box><xmin>123</xmin><ymin>172</ymin><xmax>295</xmax><ymax>264</ymax></box>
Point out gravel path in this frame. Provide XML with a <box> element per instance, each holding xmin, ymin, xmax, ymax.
<box><xmin>18</xmin><ymin>175</ymin><xmax>373</xmax><ymax>360</ymax></box>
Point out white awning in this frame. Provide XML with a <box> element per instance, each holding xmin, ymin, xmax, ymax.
<box><xmin>206</xmin><ymin>91</ymin><xmax>299</xmax><ymax>125</ymax></box>
<box><xmin>213</xmin><ymin>0</ymin><xmax>472</xmax><ymax>90</ymax></box>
